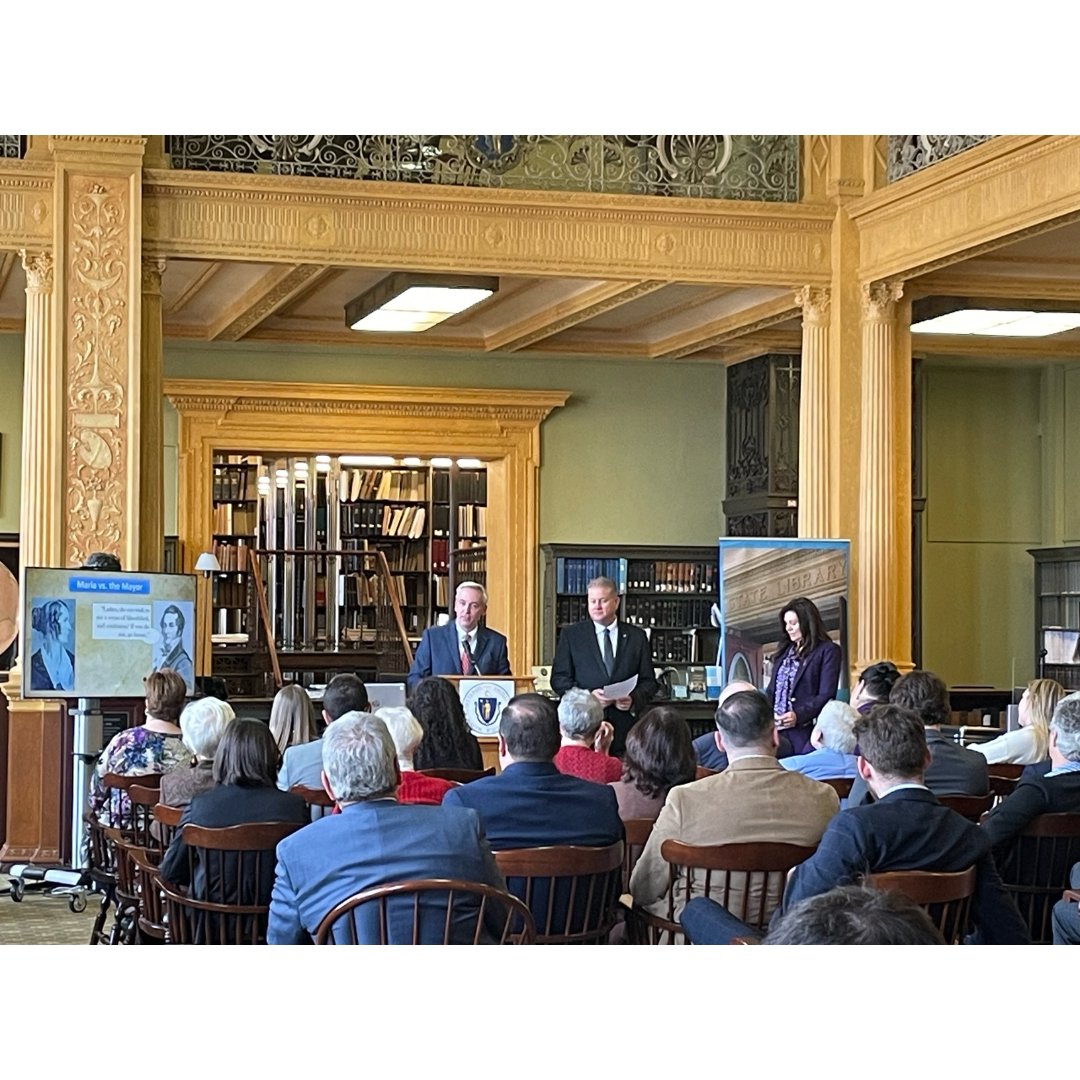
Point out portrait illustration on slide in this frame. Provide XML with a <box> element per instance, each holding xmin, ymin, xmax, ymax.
<box><xmin>29</xmin><ymin>598</ymin><xmax>76</xmax><ymax>692</ymax></box>
<box><xmin>151</xmin><ymin>600</ymin><xmax>195</xmax><ymax>690</ymax></box>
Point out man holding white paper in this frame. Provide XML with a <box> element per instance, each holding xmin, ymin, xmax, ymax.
<box><xmin>551</xmin><ymin>576</ymin><xmax>657</xmax><ymax>756</ymax></box>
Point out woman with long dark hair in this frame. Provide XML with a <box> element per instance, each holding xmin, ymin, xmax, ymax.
<box><xmin>764</xmin><ymin>596</ymin><xmax>841</xmax><ymax>756</ymax></box>
<box><xmin>408</xmin><ymin>677</ymin><xmax>484</xmax><ymax>771</ymax></box>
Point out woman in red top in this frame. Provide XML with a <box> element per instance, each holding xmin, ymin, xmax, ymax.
<box><xmin>553</xmin><ymin>687</ymin><xmax>623</xmax><ymax>783</ymax></box>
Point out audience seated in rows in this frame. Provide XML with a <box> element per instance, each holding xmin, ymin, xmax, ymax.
<box><xmin>780</xmin><ymin>699</ymin><xmax>860</xmax><ymax>782</ymax></box>
<box><xmin>268</xmin><ymin>684</ymin><xmax>317</xmax><ymax>757</ymax></box>
<box><xmin>408</xmin><ymin>676</ymin><xmax>484</xmax><ymax>772</ymax></box>
<box><xmin>682</xmin><ymin>884</ymin><xmax>946</xmax><ymax>945</ymax></box>
<box><xmin>981</xmin><ymin>692</ymin><xmax>1080</xmax><ymax>860</ymax></box>
<box><xmin>780</xmin><ymin>705</ymin><xmax>1028</xmax><ymax>944</ymax></box>
<box><xmin>267</xmin><ymin>713</ymin><xmax>504</xmax><ymax>944</ymax></box>
<box><xmin>691</xmin><ymin>680</ymin><xmax>753</xmax><ymax>772</ymax></box>
<box><xmin>92</xmin><ymin>669</ymin><xmax>193</xmax><ymax>824</ymax></box>
<box><xmin>277</xmin><ymin>674</ymin><xmax>369</xmax><ymax>791</ymax></box>
<box><xmin>972</xmin><ymin>678</ymin><xmax>1065</xmax><ymax>767</ymax></box>
<box><xmin>443</xmin><ymin>693</ymin><xmax>622</xmax><ymax>850</ymax></box>
<box><xmin>554</xmin><ymin>687</ymin><xmax>621</xmax><ymax>783</ymax></box>
<box><xmin>847</xmin><ymin>670</ymin><xmax>988</xmax><ymax>806</ymax></box>
<box><xmin>161</xmin><ymin>696</ymin><xmax>235</xmax><ymax>808</ymax></box>
<box><xmin>850</xmin><ymin>660</ymin><xmax>901</xmax><ymax>715</ymax></box>
<box><xmin>376</xmin><ymin>705</ymin><xmax>456</xmax><ymax>805</ymax></box>
<box><xmin>159</xmin><ymin>719</ymin><xmax>308</xmax><ymax>904</ymax></box>
<box><xmin>609</xmin><ymin>706</ymin><xmax>696</xmax><ymax>822</ymax></box>
<box><xmin>629</xmin><ymin>689</ymin><xmax>838</xmax><ymax>920</ymax></box>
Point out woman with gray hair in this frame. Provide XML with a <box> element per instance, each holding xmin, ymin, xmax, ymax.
<box><xmin>780</xmin><ymin>699</ymin><xmax>859</xmax><ymax>781</ymax></box>
<box><xmin>161</xmin><ymin>696</ymin><xmax>236</xmax><ymax>808</ymax></box>
<box><xmin>553</xmin><ymin>686</ymin><xmax>621</xmax><ymax>783</ymax></box>
<box><xmin>375</xmin><ymin>706</ymin><xmax>456</xmax><ymax>805</ymax></box>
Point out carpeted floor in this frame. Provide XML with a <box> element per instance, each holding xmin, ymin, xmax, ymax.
<box><xmin>0</xmin><ymin>873</ymin><xmax>102</xmax><ymax>944</ymax></box>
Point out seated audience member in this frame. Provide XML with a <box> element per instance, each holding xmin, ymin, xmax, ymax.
<box><xmin>775</xmin><ymin>705</ymin><xmax>1028</xmax><ymax>944</ymax></box>
<box><xmin>92</xmin><ymin>669</ymin><xmax>193</xmax><ymax>823</ymax></box>
<box><xmin>1053</xmin><ymin>862</ymin><xmax>1080</xmax><ymax>945</ymax></box>
<box><xmin>161</xmin><ymin>696</ymin><xmax>235</xmax><ymax>808</ymax></box>
<box><xmin>158</xmin><ymin>719</ymin><xmax>308</xmax><ymax>904</ymax></box>
<box><xmin>277</xmin><ymin>673</ymin><xmax>369</xmax><ymax>791</ymax></box>
<box><xmin>691</xmin><ymin>680</ymin><xmax>754</xmax><ymax>771</ymax></box>
<box><xmin>408</xmin><ymin>676</ymin><xmax>484</xmax><ymax>772</ymax></box>
<box><xmin>268</xmin><ymin>713</ymin><xmax>505</xmax><ymax>944</ymax></box>
<box><xmin>376</xmin><ymin>705</ymin><xmax>456</xmax><ymax>805</ymax></box>
<box><xmin>554</xmin><ymin>687</ymin><xmax>622</xmax><ymax>783</ymax></box>
<box><xmin>443</xmin><ymin>693</ymin><xmax>622</xmax><ymax>850</ymax></box>
<box><xmin>972</xmin><ymin>678</ymin><xmax>1064</xmax><ymax>766</ymax></box>
<box><xmin>847</xmin><ymin>669</ymin><xmax>988</xmax><ymax>806</ymax></box>
<box><xmin>609</xmin><ymin>706</ymin><xmax>696</xmax><ymax>822</ymax></box>
<box><xmin>851</xmin><ymin>660</ymin><xmax>901</xmax><ymax>715</ymax></box>
<box><xmin>981</xmin><ymin>692</ymin><xmax>1080</xmax><ymax>859</ymax></box>
<box><xmin>780</xmin><ymin>699</ymin><xmax>859</xmax><ymax>781</ymax></box>
<box><xmin>629</xmin><ymin>689</ymin><xmax>838</xmax><ymax>920</ymax></box>
<box><xmin>269</xmin><ymin>684</ymin><xmax>317</xmax><ymax>756</ymax></box>
<box><xmin>681</xmin><ymin>884</ymin><xmax>945</xmax><ymax>945</ymax></box>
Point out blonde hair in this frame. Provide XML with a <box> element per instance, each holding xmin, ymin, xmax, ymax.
<box><xmin>1025</xmin><ymin>678</ymin><xmax>1066</xmax><ymax>761</ymax></box>
<box><xmin>268</xmin><ymin>684</ymin><xmax>316</xmax><ymax>754</ymax></box>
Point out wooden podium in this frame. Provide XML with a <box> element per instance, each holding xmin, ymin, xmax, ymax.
<box><xmin>439</xmin><ymin>675</ymin><xmax>535</xmax><ymax>772</ymax></box>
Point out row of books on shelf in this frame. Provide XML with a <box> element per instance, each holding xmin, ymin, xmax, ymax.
<box><xmin>431</xmin><ymin>538</ymin><xmax>450</xmax><ymax>573</ymax></box>
<box><xmin>649</xmin><ymin>628</ymin><xmax>700</xmax><ymax>664</ymax></box>
<box><xmin>212</xmin><ymin>461</ymin><xmax>255</xmax><ymax>501</ymax></box>
<box><xmin>453</xmin><ymin>470</ymin><xmax>487</xmax><ymax>504</ymax></box>
<box><xmin>341</xmin><ymin>504</ymin><xmax>427</xmax><ymax>538</ymax></box>
<box><xmin>624</xmin><ymin>596</ymin><xmax>716</xmax><ymax>628</ymax></box>
<box><xmin>555</xmin><ymin>557</ymin><xmax>628</xmax><ymax>594</ymax></box>
<box><xmin>213</xmin><ymin>540</ymin><xmax>249</xmax><ymax>572</ymax></box>
<box><xmin>1041</xmin><ymin>663</ymin><xmax>1080</xmax><ymax>689</ymax></box>
<box><xmin>457</xmin><ymin>504</ymin><xmax>486</xmax><ymax>539</ymax></box>
<box><xmin>212</xmin><ymin>503</ymin><xmax>257</xmax><ymax>536</ymax></box>
<box><xmin>212</xmin><ymin>578</ymin><xmax>248</xmax><ymax>609</ymax></box>
<box><xmin>1037</xmin><ymin>561</ymin><xmax>1080</xmax><ymax>593</ymax></box>
<box><xmin>348</xmin><ymin>571</ymin><xmax>428</xmax><ymax>609</ymax></box>
<box><xmin>1039</xmin><ymin>598</ymin><xmax>1080</xmax><ymax>628</ymax></box>
<box><xmin>627</xmin><ymin>560</ymin><xmax>716</xmax><ymax>594</ymax></box>
<box><xmin>338</xmin><ymin>468</ymin><xmax>427</xmax><ymax>503</ymax></box>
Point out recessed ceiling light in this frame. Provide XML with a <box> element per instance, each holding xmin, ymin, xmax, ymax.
<box><xmin>346</xmin><ymin>273</ymin><xmax>498</xmax><ymax>333</ymax></box>
<box><xmin>911</xmin><ymin>309</ymin><xmax>1080</xmax><ymax>336</ymax></box>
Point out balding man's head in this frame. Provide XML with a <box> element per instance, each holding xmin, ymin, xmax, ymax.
<box><xmin>715</xmin><ymin>680</ymin><xmax>756</xmax><ymax>728</ymax></box>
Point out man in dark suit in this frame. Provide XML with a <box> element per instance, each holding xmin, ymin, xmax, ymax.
<box><xmin>847</xmin><ymin>669</ymin><xmax>988</xmax><ymax>806</ymax></box>
<box><xmin>268</xmin><ymin>712</ymin><xmax>506</xmax><ymax>944</ymax></box>
<box><xmin>406</xmin><ymin>581</ymin><xmax>510</xmax><ymax>690</ymax></box>
<box><xmin>550</xmin><ymin>575</ymin><xmax>657</xmax><ymax>755</ymax></box>
<box><xmin>677</xmin><ymin>704</ymin><xmax>1028</xmax><ymax>944</ymax></box>
<box><xmin>443</xmin><ymin>693</ymin><xmax>623</xmax><ymax>850</ymax></box>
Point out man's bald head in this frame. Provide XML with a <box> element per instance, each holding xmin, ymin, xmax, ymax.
<box><xmin>715</xmin><ymin>680</ymin><xmax>756</xmax><ymax>725</ymax></box>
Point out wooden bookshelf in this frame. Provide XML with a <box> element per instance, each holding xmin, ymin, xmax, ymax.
<box><xmin>1030</xmin><ymin>546</ymin><xmax>1080</xmax><ymax>690</ymax></box>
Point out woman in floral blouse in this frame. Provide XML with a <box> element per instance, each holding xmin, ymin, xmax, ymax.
<box><xmin>91</xmin><ymin>668</ymin><xmax>193</xmax><ymax>823</ymax></box>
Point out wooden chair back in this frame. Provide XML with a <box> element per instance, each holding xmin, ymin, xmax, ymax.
<box><xmin>128</xmin><ymin>846</ymin><xmax>169</xmax><ymax>942</ymax></box>
<box><xmin>418</xmin><ymin>767</ymin><xmax>495</xmax><ymax>784</ymax></box>
<box><xmin>128</xmin><ymin>784</ymin><xmax>167</xmax><ymax>849</ymax></box>
<box><xmin>864</xmin><ymin>865</ymin><xmax>977</xmax><ymax>944</ymax></box>
<box><xmin>314</xmin><ymin>879</ymin><xmax>537</xmax><ymax>944</ymax></box>
<box><xmin>289</xmin><ymin>783</ymin><xmax>335</xmax><ymax>819</ymax></box>
<box><xmin>152</xmin><ymin>802</ymin><xmax>183</xmax><ymax>849</ymax></box>
<box><xmin>819</xmin><ymin>776</ymin><xmax>854</xmax><ymax>799</ymax></box>
<box><xmin>622</xmin><ymin>818</ymin><xmax>655</xmax><ymax>893</ymax></box>
<box><xmin>987</xmin><ymin>763</ymin><xmax>1025</xmax><ymax>781</ymax></box>
<box><xmin>161</xmin><ymin>821</ymin><xmax>305</xmax><ymax>945</ymax></box>
<box><xmin>694</xmin><ymin>766</ymin><xmax>717</xmax><ymax>781</ymax></box>
<box><xmin>628</xmin><ymin>840</ymin><xmax>818</xmax><ymax>945</ymax></box>
<box><xmin>987</xmin><ymin>765</ymin><xmax>1023</xmax><ymax>805</ymax></box>
<box><xmin>494</xmin><ymin>842</ymin><xmax>624</xmax><ymax>945</ymax></box>
<box><xmin>938</xmin><ymin>793</ymin><xmax>994</xmax><ymax>823</ymax></box>
<box><xmin>995</xmin><ymin>812</ymin><xmax>1080</xmax><ymax>944</ymax></box>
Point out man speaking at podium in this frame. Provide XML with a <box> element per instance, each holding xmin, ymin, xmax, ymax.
<box><xmin>407</xmin><ymin>581</ymin><xmax>511</xmax><ymax>690</ymax></box>
<box><xmin>551</xmin><ymin>576</ymin><xmax>657</xmax><ymax>756</ymax></box>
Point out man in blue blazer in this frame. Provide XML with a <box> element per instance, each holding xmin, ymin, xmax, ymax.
<box><xmin>268</xmin><ymin>713</ymin><xmax>507</xmax><ymax>944</ymax></box>
<box><xmin>550</xmin><ymin>576</ymin><xmax>657</xmax><ymax>755</ymax></box>
<box><xmin>681</xmin><ymin>704</ymin><xmax>1028</xmax><ymax>944</ymax></box>
<box><xmin>406</xmin><ymin>581</ymin><xmax>510</xmax><ymax>690</ymax></box>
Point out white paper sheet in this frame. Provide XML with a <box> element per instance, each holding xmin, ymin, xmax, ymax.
<box><xmin>602</xmin><ymin>674</ymin><xmax>638</xmax><ymax>699</ymax></box>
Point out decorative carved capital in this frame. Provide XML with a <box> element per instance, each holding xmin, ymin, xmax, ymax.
<box><xmin>19</xmin><ymin>248</ymin><xmax>53</xmax><ymax>291</ymax></box>
<box><xmin>141</xmin><ymin>257</ymin><xmax>167</xmax><ymax>294</ymax></box>
<box><xmin>794</xmin><ymin>285</ymin><xmax>831</xmax><ymax>325</ymax></box>
<box><xmin>861</xmin><ymin>281</ymin><xmax>904</xmax><ymax>321</ymax></box>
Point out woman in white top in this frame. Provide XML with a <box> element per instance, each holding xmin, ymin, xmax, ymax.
<box><xmin>972</xmin><ymin>678</ymin><xmax>1065</xmax><ymax>765</ymax></box>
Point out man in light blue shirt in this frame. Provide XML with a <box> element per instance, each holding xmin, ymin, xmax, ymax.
<box><xmin>781</xmin><ymin>699</ymin><xmax>859</xmax><ymax>782</ymax></box>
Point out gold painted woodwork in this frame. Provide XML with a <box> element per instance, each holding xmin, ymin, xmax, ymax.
<box><xmin>208</xmin><ymin>263</ymin><xmax>331</xmax><ymax>341</ymax></box>
<box><xmin>795</xmin><ymin>286</ymin><xmax>831</xmax><ymax>538</ymax></box>
<box><xmin>165</xmin><ymin>379</ymin><xmax>569</xmax><ymax>677</ymax></box>
<box><xmin>852</xmin><ymin>136</ymin><xmax>1080</xmax><ymax>283</ymax></box>
<box><xmin>0</xmin><ymin>160</ymin><xmax>53</xmax><ymax>249</ymax></box>
<box><xmin>140</xmin><ymin>257</ymin><xmax>166</xmax><ymax>570</ymax></box>
<box><xmin>653</xmin><ymin>293</ymin><xmax>801</xmax><ymax>359</ymax></box>
<box><xmin>142</xmin><ymin>169</ymin><xmax>834</xmax><ymax>286</ymax></box>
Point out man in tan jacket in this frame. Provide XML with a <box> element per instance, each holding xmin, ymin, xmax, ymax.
<box><xmin>629</xmin><ymin>688</ymin><xmax>838</xmax><ymax>921</ymax></box>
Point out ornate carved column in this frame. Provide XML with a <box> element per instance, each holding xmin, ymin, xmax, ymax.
<box><xmin>140</xmin><ymin>258</ymin><xmax>166</xmax><ymax>571</ymax></box>
<box><xmin>795</xmin><ymin>286</ymin><xmax>831</xmax><ymax>537</ymax></box>
<box><xmin>0</xmin><ymin>250</ymin><xmax>66</xmax><ymax>865</ymax></box>
<box><xmin>856</xmin><ymin>281</ymin><xmax>904</xmax><ymax>669</ymax></box>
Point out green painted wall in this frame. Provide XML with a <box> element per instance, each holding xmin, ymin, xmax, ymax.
<box><xmin>921</xmin><ymin>362</ymin><xmax>1045</xmax><ymax>687</ymax></box>
<box><xmin>163</xmin><ymin>342</ymin><xmax>727</xmax><ymax>546</ymax></box>
<box><xmin>0</xmin><ymin>334</ymin><xmax>22</xmax><ymax>535</ymax></box>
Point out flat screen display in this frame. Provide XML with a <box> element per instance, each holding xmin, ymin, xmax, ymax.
<box><xmin>22</xmin><ymin>567</ymin><xmax>197</xmax><ymax>699</ymax></box>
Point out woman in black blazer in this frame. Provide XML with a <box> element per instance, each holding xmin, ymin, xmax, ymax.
<box><xmin>764</xmin><ymin>596</ymin><xmax>842</xmax><ymax>756</ymax></box>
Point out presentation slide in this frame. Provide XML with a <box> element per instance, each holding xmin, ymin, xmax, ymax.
<box><xmin>22</xmin><ymin>567</ymin><xmax>198</xmax><ymax>699</ymax></box>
